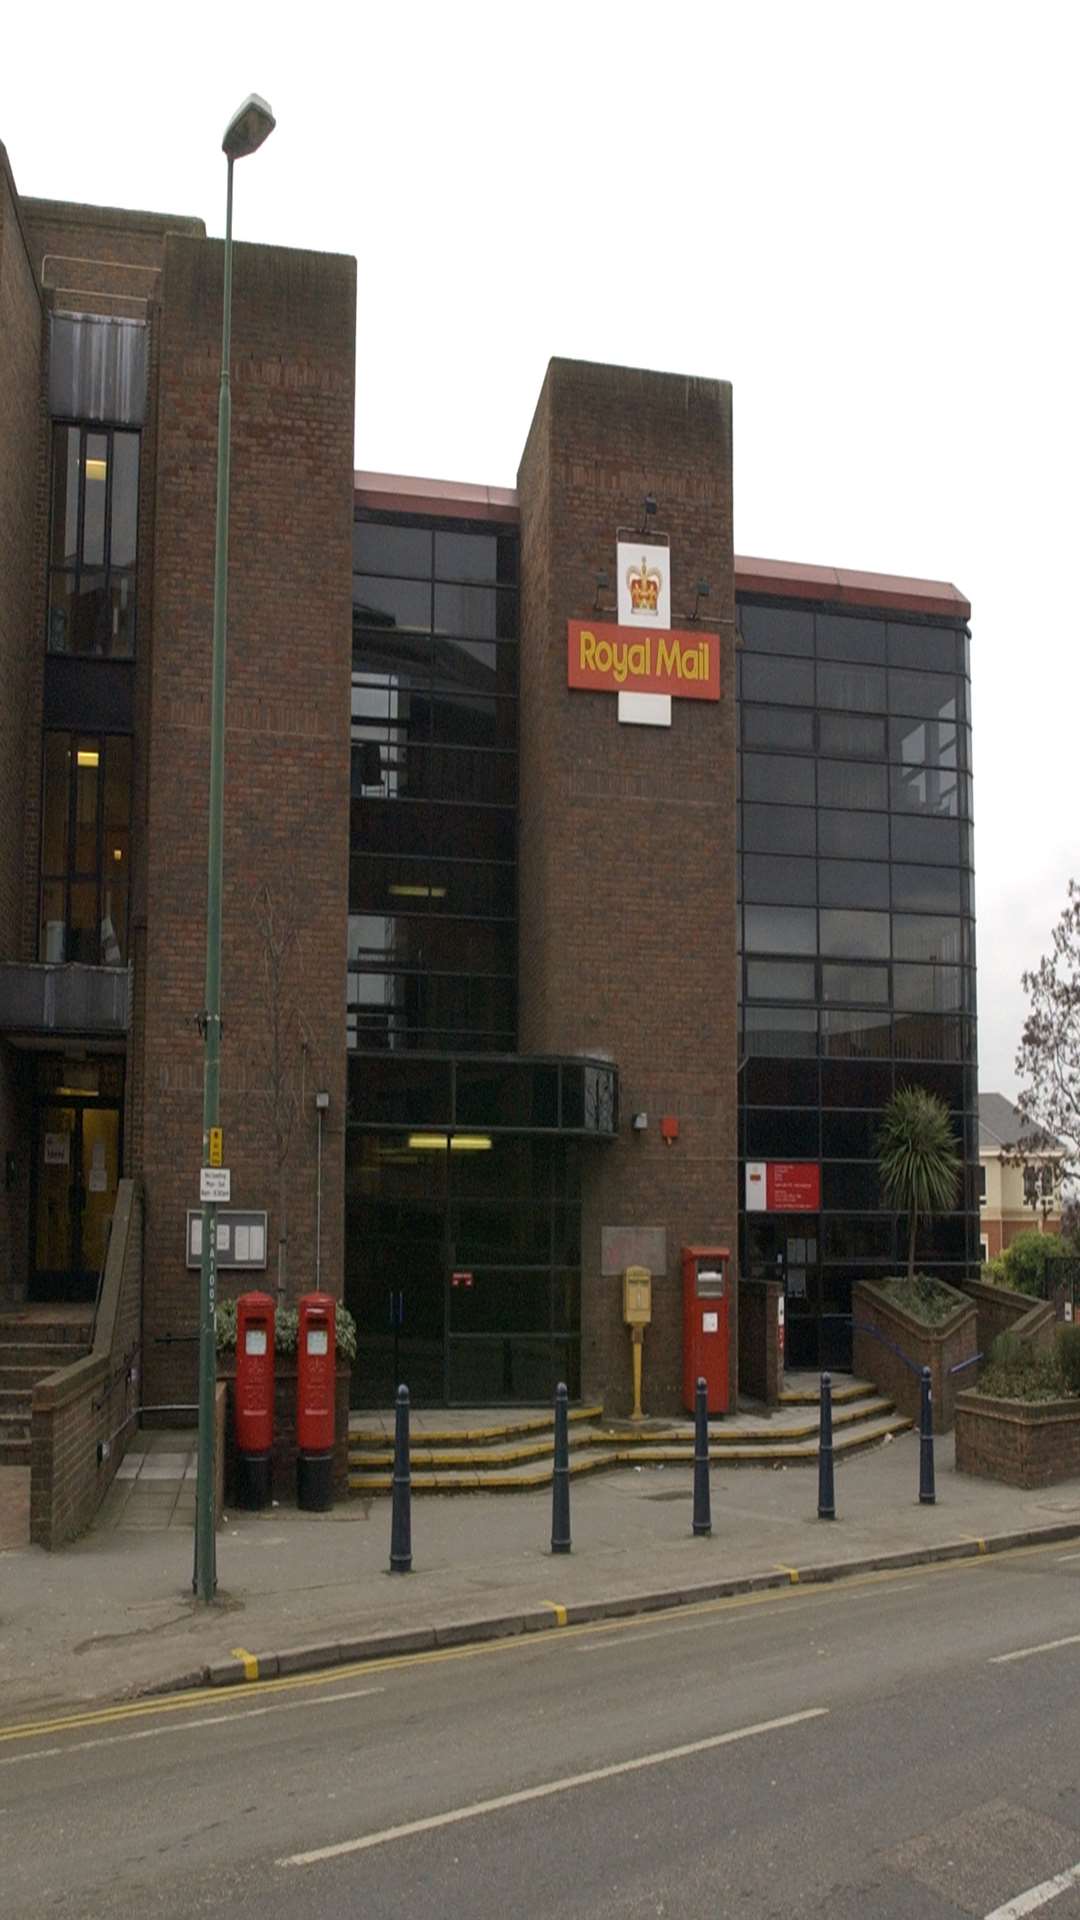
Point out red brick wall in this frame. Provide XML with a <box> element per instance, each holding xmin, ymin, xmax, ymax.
<box><xmin>516</xmin><ymin>359</ymin><xmax>737</xmax><ymax>1415</ymax></box>
<box><xmin>955</xmin><ymin>1391</ymin><xmax>1080</xmax><ymax>1489</ymax></box>
<box><xmin>140</xmin><ymin>233</ymin><xmax>355</xmax><ymax>1409</ymax></box>
<box><xmin>853</xmin><ymin>1280</ymin><xmax>977</xmax><ymax>1431</ymax></box>
<box><xmin>0</xmin><ymin>149</ymin><xmax>42</xmax><ymax>1298</ymax></box>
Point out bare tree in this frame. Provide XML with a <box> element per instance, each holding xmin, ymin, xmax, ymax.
<box><xmin>1015</xmin><ymin>879</ymin><xmax>1080</xmax><ymax>1189</ymax></box>
<box><xmin>252</xmin><ymin>882</ymin><xmax>315</xmax><ymax>1304</ymax></box>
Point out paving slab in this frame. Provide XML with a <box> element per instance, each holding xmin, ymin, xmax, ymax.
<box><xmin>3</xmin><ymin>1430</ymin><xmax>1080</xmax><ymax>1723</ymax></box>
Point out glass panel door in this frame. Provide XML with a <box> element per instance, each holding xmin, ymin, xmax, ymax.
<box><xmin>81</xmin><ymin>1106</ymin><xmax>120</xmax><ymax>1276</ymax></box>
<box><xmin>32</xmin><ymin>1101</ymin><xmax>121</xmax><ymax>1302</ymax></box>
<box><xmin>34</xmin><ymin>1105</ymin><xmax>78</xmax><ymax>1287</ymax></box>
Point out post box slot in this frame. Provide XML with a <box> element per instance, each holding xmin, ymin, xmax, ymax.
<box><xmin>697</xmin><ymin>1273</ymin><xmax>725</xmax><ymax>1297</ymax></box>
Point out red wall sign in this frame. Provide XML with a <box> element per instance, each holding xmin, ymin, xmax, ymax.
<box><xmin>768</xmin><ymin>1162</ymin><xmax>821</xmax><ymax>1211</ymax></box>
<box><xmin>567</xmin><ymin>620</ymin><xmax>720</xmax><ymax>701</ymax></box>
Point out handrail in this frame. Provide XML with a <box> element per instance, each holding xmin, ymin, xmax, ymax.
<box><xmin>849</xmin><ymin>1318</ymin><xmax>922</xmax><ymax>1377</ymax></box>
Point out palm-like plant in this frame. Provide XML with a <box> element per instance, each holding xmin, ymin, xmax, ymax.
<box><xmin>877</xmin><ymin>1085</ymin><xmax>961</xmax><ymax>1281</ymax></box>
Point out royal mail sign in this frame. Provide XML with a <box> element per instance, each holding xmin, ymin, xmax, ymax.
<box><xmin>567</xmin><ymin>619</ymin><xmax>719</xmax><ymax>701</ymax></box>
<box><xmin>745</xmin><ymin>1161</ymin><xmax>821</xmax><ymax>1213</ymax></box>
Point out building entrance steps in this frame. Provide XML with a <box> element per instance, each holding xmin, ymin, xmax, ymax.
<box><xmin>0</xmin><ymin>1307</ymin><xmax>92</xmax><ymax>1468</ymax></box>
<box><xmin>346</xmin><ymin>1375</ymin><xmax>910</xmax><ymax>1493</ymax></box>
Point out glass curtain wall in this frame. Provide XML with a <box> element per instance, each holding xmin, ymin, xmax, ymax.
<box><xmin>736</xmin><ymin>601</ymin><xmax>978</xmax><ymax>1369</ymax></box>
<box><xmin>350</xmin><ymin>516</ymin><xmax>518</xmax><ymax>1051</ymax></box>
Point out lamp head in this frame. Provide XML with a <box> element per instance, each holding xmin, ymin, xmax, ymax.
<box><xmin>223</xmin><ymin>94</ymin><xmax>276</xmax><ymax>161</ymax></box>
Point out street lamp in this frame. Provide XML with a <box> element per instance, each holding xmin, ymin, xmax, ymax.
<box><xmin>195</xmin><ymin>92</ymin><xmax>276</xmax><ymax>1605</ymax></box>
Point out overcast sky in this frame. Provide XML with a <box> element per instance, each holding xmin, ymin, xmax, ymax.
<box><xmin>4</xmin><ymin>0</ymin><xmax>1077</xmax><ymax>1100</ymax></box>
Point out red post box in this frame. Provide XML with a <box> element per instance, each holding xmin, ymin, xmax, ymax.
<box><xmin>235</xmin><ymin>1291</ymin><xmax>275</xmax><ymax>1509</ymax></box>
<box><xmin>296</xmin><ymin>1290</ymin><xmax>336</xmax><ymax>1511</ymax></box>
<box><xmin>682</xmin><ymin>1246</ymin><xmax>731</xmax><ymax>1416</ymax></box>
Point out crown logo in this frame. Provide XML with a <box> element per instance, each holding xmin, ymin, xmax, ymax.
<box><xmin>627</xmin><ymin>554</ymin><xmax>662</xmax><ymax>613</ymax></box>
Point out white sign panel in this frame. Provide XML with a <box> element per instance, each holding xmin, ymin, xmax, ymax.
<box><xmin>617</xmin><ymin>539</ymin><xmax>671</xmax><ymax>627</ymax></box>
<box><xmin>199</xmin><ymin>1167</ymin><xmax>231</xmax><ymax>1203</ymax></box>
<box><xmin>745</xmin><ymin>1161</ymin><xmax>767</xmax><ymax>1212</ymax></box>
<box><xmin>44</xmin><ymin>1132</ymin><xmax>70</xmax><ymax>1167</ymax></box>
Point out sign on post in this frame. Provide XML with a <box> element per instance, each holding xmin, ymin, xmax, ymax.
<box><xmin>199</xmin><ymin>1167</ymin><xmax>231</xmax><ymax>1203</ymax></box>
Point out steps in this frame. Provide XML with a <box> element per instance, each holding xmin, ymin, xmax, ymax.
<box><xmin>347</xmin><ymin>1379</ymin><xmax>911</xmax><ymax>1494</ymax></box>
<box><xmin>0</xmin><ymin>1314</ymin><xmax>92</xmax><ymax>1468</ymax></box>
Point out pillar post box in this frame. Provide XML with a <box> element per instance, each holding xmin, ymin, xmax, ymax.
<box><xmin>235</xmin><ymin>1291</ymin><xmax>275</xmax><ymax>1509</ymax></box>
<box><xmin>296</xmin><ymin>1290</ymin><xmax>336</xmax><ymax>1511</ymax></box>
<box><xmin>681</xmin><ymin>1246</ymin><xmax>731</xmax><ymax>1415</ymax></box>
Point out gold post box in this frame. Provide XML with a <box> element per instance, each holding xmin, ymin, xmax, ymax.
<box><xmin>622</xmin><ymin>1265</ymin><xmax>652</xmax><ymax>1327</ymax></box>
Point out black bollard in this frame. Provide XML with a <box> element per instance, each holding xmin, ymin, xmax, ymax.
<box><xmin>919</xmin><ymin>1365</ymin><xmax>936</xmax><ymax>1506</ymax></box>
<box><xmin>692</xmin><ymin>1376</ymin><xmax>712</xmax><ymax>1537</ymax></box>
<box><xmin>389</xmin><ymin>1383</ymin><xmax>412</xmax><ymax>1574</ymax></box>
<box><xmin>551</xmin><ymin>1381</ymin><xmax>571</xmax><ymax>1554</ymax></box>
<box><xmin>817</xmin><ymin>1371</ymin><xmax>836</xmax><ymax>1520</ymax></box>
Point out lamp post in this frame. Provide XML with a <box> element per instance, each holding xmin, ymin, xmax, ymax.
<box><xmin>194</xmin><ymin>92</ymin><xmax>276</xmax><ymax>1605</ymax></box>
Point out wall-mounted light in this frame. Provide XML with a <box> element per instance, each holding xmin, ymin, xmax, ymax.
<box><xmin>632</xmin><ymin>1112</ymin><xmax>648</xmax><ymax>1131</ymax></box>
<box><xmin>76</xmin><ymin>749</ymin><xmax>100</xmax><ymax>768</ymax></box>
<box><xmin>389</xmin><ymin>883</ymin><xmax>447</xmax><ymax>900</ymax></box>
<box><xmin>686</xmin><ymin>579</ymin><xmax>711</xmax><ymax>623</ymax></box>
<box><xmin>639</xmin><ymin>494</ymin><xmax>658</xmax><ymax>535</ymax></box>
<box><xmin>314</xmin><ymin>1090</ymin><xmax>330</xmax><ymax>1111</ymax></box>
<box><xmin>407</xmin><ymin>1133</ymin><xmax>493</xmax><ymax>1152</ymax></box>
<box><xmin>84</xmin><ymin>458</ymin><xmax>108</xmax><ymax>482</ymax></box>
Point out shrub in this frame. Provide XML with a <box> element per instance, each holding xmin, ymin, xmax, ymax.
<box><xmin>979</xmin><ymin>1330</ymin><xmax>1066</xmax><ymax>1402</ymax></box>
<box><xmin>1057</xmin><ymin>1323</ymin><xmax>1080</xmax><ymax>1395</ymax></box>
<box><xmin>877</xmin><ymin>1272</ymin><xmax>968</xmax><ymax>1325</ymax></box>
<box><xmin>215</xmin><ymin>1298</ymin><xmax>357</xmax><ymax>1361</ymax></box>
<box><xmin>997</xmin><ymin>1230</ymin><xmax>1070</xmax><ymax>1300</ymax></box>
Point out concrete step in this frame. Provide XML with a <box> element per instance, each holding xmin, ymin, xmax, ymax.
<box><xmin>347</xmin><ymin>1405</ymin><xmax>603</xmax><ymax>1449</ymax></box>
<box><xmin>0</xmin><ymin>1386</ymin><xmax>32</xmax><ymax>1414</ymax></box>
<box><xmin>0</xmin><ymin>1317</ymin><xmax>92</xmax><ymax>1347</ymax></box>
<box><xmin>0</xmin><ymin>1409</ymin><xmax>31</xmax><ymax>1441</ymax></box>
<box><xmin>0</xmin><ymin>1435</ymin><xmax>32</xmax><ymax>1467</ymax></box>
<box><xmin>779</xmin><ymin>1377</ymin><xmax>874</xmax><ymax>1407</ymax></box>
<box><xmin>0</xmin><ymin>1342</ymin><xmax>89</xmax><ymax>1376</ymax></box>
<box><xmin>347</xmin><ymin>1397</ymin><xmax>899</xmax><ymax>1473</ymax></box>
<box><xmin>0</xmin><ymin>1365</ymin><xmax>48</xmax><ymax>1393</ymax></box>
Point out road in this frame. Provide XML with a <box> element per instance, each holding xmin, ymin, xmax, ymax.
<box><xmin>7</xmin><ymin>1542</ymin><xmax>1080</xmax><ymax>1918</ymax></box>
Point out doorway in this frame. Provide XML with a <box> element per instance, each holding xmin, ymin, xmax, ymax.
<box><xmin>31</xmin><ymin>1099</ymin><xmax>121</xmax><ymax>1302</ymax></box>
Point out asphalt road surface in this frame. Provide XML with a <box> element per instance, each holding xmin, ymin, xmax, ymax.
<box><xmin>8</xmin><ymin>1542</ymin><xmax>1080</xmax><ymax>1918</ymax></box>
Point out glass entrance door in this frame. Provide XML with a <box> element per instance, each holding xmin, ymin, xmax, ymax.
<box><xmin>744</xmin><ymin>1212</ymin><xmax>821</xmax><ymax>1371</ymax></box>
<box><xmin>32</xmin><ymin>1102</ymin><xmax>120</xmax><ymax>1302</ymax></box>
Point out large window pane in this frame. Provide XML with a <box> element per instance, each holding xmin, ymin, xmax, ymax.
<box><xmin>818</xmin><ymin>759</ymin><xmax>887</xmax><ymax>810</ymax></box>
<box><xmin>819</xmin><ymin>909</ymin><xmax>890</xmax><ymax>959</ymax></box>
<box><xmin>352</xmin><ymin>576</ymin><xmax>431</xmax><ymax>630</ymax></box>
<box><xmin>890</xmin><ymin>714</ymin><xmax>958</xmax><ymax>769</ymax></box>
<box><xmin>821</xmin><ymin>963</ymin><xmax>889</xmax><ymax>1005</ymax></box>
<box><xmin>353</xmin><ymin>522</ymin><xmax>432</xmax><ymax>577</ymax></box>
<box><xmin>821</xmin><ymin>1110</ymin><xmax>882</xmax><ymax>1159</ymax></box>
<box><xmin>744</xmin><ymin>906</ymin><xmax>817</xmax><ymax>955</ymax></box>
<box><xmin>742</xmin><ymin>804</ymin><xmax>816</xmax><ymax>856</ymax></box>
<box><xmin>81</xmin><ymin>434</ymin><xmax>108</xmax><ymax>567</ymax></box>
<box><xmin>819</xmin><ymin>713</ymin><xmax>886</xmax><ymax>758</ymax></box>
<box><xmin>741</xmin><ymin>655</ymin><xmax>815</xmax><ymax>705</ymax></box>
<box><xmin>110</xmin><ymin>433</ymin><xmax>139</xmax><ymax>567</ymax></box>
<box><xmin>41</xmin><ymin>735</ymin><xmax>69</xmax><ymax>874</ymax></box>
<box><xmin>891</xmin><ymin>815</ymin><xmax>961</xmax><ymax>865</ymax></box>
<box><xmin>746</xmin><ymin>1108</ymin><xmax>820</xmax><ymax>1157</ymax></box>
<box><xmin>892</xmin><ymin>914</ymin><xmax>964</xmax><ymax>963</ymax></box>
<box><xmin>746</xmin><ymin>959</ymin><xmax>816</xmax><ymax>1000</ymax></box>
<box><xmin>888</xmin><ymin>669</ymin><xmax>957</xmax><ymax>721</ymax></box>
<box><xmin>818</xmin><ymin>860</ymin><xmax>889</xmax><ymax>910</ymax></box>
<box><xmin>891</xmin><ymin>864</ymin><xmax>962</xmax><ymax>913</ymax></box>
<box><xmin>891</xmin><ymin>763</ymin><xmax>959</xmax><ymax>817</ymax></box>
<box><xmin>50</xmin><ymin>425</ymin><xmax>80</xmax><ymax>567</ymax></box>
<box><xmin>820</xmin><ymin>1060</ymin><xmax>893</xmax><ymax>1107</ymax></box>
<box><xmin>887</xmin><ymin>623</ymin><xmax>962</xmax><ymax>672</ymax></box>
<box><xmin>742</xmin><ymin>753</ymin><xmax>815</xmax><ymax>804</ymax></box>
<box><xmin>745</xmin><ymin>1058</ymin><xmax>819</xmax><ymax>1106</ymax></box>
<box><xmin>743</xmin><ymin>1007</ymin><xmax>818</xmax><ymax>1055</ymax></box>
<box><xmin>816</xmin><ymin>614</ymin><xmax>886</xmax><ymax>663</ymax></box>
<box><xmin>817</xmin><ymin>811</ymin><xmax>889</xmax><ymax>859</ymax></box>
<box><xmin>893</xmin><ymin>963</ymin><xmax>965</xmax><ymax>1012</ymax></box>
<box><xmin>739</xmin><ymin>605</ymin><xmax>814</xmax><ymax>655</ymax></box>
<box><xmin>434</xmin><ymin>583</ymin><xmax>517</xmax><ymax>641</ymax></box>
<box><xmin>817</xmin><ymin>662</ymin><xmax>886</xmax><ymax>712</ymax></box>
<box><xmin>742</xmin><ymin>705</ymin><xmax>815</xmax><ymax>751</ymax></box>
<box><xmin>822</xmin><ymin>1161</ymin><xmax>882</xmax><ymax>1207</ymax></box>
<box><xmin>742</xmin><ymin>855</ymin><xmax>816</xmax><ymax>905</ymax></box>
<box><xmin>821</xmin><ymin>1009</ymin><xmax>892</xmax><ymax>1058</ymax></box>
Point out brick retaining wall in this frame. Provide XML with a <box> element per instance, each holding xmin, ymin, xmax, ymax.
<box><xmin>30</xmin><ymin>1181</ymin><xmax>142</xmax><ymax>1547</ymax></box>
<box><xmin>852</xmin><ymin>1280</ymin><xmax>976</xmax><ymax>1433</ymax></box>
<box><xmin>955</xmin><ymin>1390</ymin><xmax>1080</xmax><ymax>1488</ymax></box>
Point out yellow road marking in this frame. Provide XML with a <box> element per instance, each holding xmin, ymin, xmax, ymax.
<box><xmin>0</xmin><ymin>1536</ymin><xmax>1069</xmax><ymax>1749</ymax></box>
<box><xmin>776</xmin><ymin>1565</ymin><xmax>800</xmax><ymax>1584</ymax></box>
<box><xmin>543</xmin><ymin>1601</ymin><xmax>568</xmax><ymax>1627</ymax></box>
<box><xmin>231</xmin><ymin>1647</ymin><xmax>259</xmax><ymax>1681</ymax></box>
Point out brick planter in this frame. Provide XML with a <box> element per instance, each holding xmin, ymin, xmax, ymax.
<box><xmin>955</xmin><ymin>1390</ymin><xmax>1080</xmax><ymax>1489</ymax></box>
<box><xmin>852</xmin><ymin>1280</ymin><xmax>977</xmax><ymax>1433</ymax></box>
<box><xmin>217</xmin><ymin>1352</ymin><xmax>352</xmax><ymax>1504</ymax></box>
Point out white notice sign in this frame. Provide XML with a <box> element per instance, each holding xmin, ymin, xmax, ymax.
<box><xmin>234</xmin><ymin>1225</ymin><xmax>250</xmax><ymax>1263</ymax></box>
<box><xmin>199</xmin><ymin>1167</ymin><xmax>231</xmax><ymax>1203</ymax></box>
<box><xmin>249</xmin><ymin>1223</ymin><xmax>266</xmax><ymax>1263</ymax></box>
<box><xmin>216</xmin><ymin>1223</ymin><xmax>230</xmax><ymax>1252</ymax></box>
<box><xmin>45</xmin><ymin>1132</ymin><xmax>70</xmax><ymax>1167</ymax></box>
<box><xmin>702</xmin><ymin>1311</ymin><xmax>719</xmax><ymax>1334</ymax></box>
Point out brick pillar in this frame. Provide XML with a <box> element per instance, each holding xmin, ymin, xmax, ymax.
<box><xmin>517</xmin><ymin>359</ymin><xmax>738</xmax><ymax>1415</ymax></box>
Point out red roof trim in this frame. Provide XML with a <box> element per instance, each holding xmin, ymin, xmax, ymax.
<box><xmin>352</xmin><ymin>473</ymin><xmax>970</xmax><ymax>618</ymax></box>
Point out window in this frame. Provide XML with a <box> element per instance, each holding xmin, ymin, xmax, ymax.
<box><xmin>744</xmin><ymin>906</ymin><xmax>817</xmax><ymax>955</ymax></box>
<box><xmin>818</xmin><ymin>760</ymin><xmax>888</xmax><ymax>810</ymax></box>
<box><xmin>818</xmin><ymin>861</ymin><xmax>890</xmax><ymax>910</ymax></box>
<box><xmin>819</xmin><ymin>909</ymin><xmax>890</xmax><ymax>960</ymax></box>
<box><xmin>742</xmin><ymin>855</ymin><xmax>816</xmax><ymax>905</ymax></box>
<box><xmin>743</xmin><ymin>754</ymin><xmax>815</xmax><ymax>804</ymax></box>
<box><xmin>746</xmin><ymin>960</ymin><xmax>816</xmax><ymax>1001</ymax></box>
<box><xmin>48</xmin><ymin>425</ymin><xmax>139</xmax><ymax>657</ymax></box>
<box><xmin>817</xmin><ymin>662</ymin><xmax>887</xmax><ymax>713</ymax></box>
<box><xmin>978</xmin><ymin>1165</ymin><xmax>987</xmax><ymax>1205</ymax></box>
<box><xmin>742</xmin><ymin>706</ymin><xmax>815</xmax><ymax>751</ymax></box>
<box><xmin>739</xmin><ymin>606</ymin><xmax>814</xmax><ymax>655</ymax></box>
<box><xmin>740</xmin><ymin>655</ymin><xmax>815</xmax><ymax>705</ymax></box>
<box><xmin>39</xmin><ymin>733</ymin><xmax>131</xmax><ymax>964</ymax></box>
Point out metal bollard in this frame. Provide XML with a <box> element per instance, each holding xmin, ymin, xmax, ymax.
<box><xmin>817</xmin><ymin>1371</ymin><xmax>836</xmax><ymax>1520</ymax></box>
<box><xmin>692</xmin><ymin>1376</ymin><xmax>712</xmax><ymax>1537</ymax></box>
<box><xmin>919</xmin><ymin>1365</ymin><xmax>936</xmax><ymax>1506</ymax></box>
<box><xmin>551</xmin><ymin>1381</ymin><xmax>571</xmax><ymax>1554</ymax></box>
<box><xmin>389</xmin><ymin>1383</ymin><xmax>412</xmax><ymax>1573</ymax></box>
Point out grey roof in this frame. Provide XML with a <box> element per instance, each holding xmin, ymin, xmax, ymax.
<box><xmin>978</xmin><ymin>1091</ymin><xmax>1061</xmax><ymax>1154</ymax></box>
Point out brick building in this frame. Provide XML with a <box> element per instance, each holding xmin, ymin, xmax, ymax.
<box><xmin>0</xmin><ymin>145</ymin><xmax>979</xmax><ymax>1432</ymax></box>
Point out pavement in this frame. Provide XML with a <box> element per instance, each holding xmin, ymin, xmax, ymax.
<box><xmin>5</xmin><ymin>1426</ymin><xmax>1080</xmax><ymax>1724</ymax></box>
